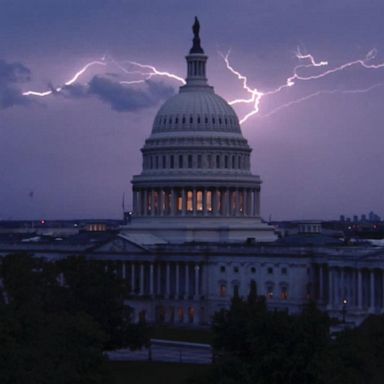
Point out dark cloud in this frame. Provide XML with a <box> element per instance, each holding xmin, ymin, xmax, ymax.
<box><xmin>0</xmin><ymin>60</ymin><xmax>31</xmax><ymax>109</ymax></box>
<box><xmin>87</xmin><ymin>77</ymin><xmax>175</xmax><ymax>112</ymax></box>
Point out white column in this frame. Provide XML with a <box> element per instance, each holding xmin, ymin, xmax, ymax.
<box><xmin>140</xmin><ymin>264</ymin><xmax>144</xmax><ymax>295</ymax></box>
<box><xmin>255</xmin><ymin>188</ymin><xmax>260</xmax><ymax>216</ymax></box>
<box><xmin>159</xmin><ymin>189</ymin><xmax>164</xmax><ymax>216</ymax></box>
<box><xmin>340</xmin><ymin>268</ymin><xmax>344</xmax><ymax>307</ymax></box>
<box><xmin>150</xmin><ymin>263</ymin><xmax>154</xmax><ymax>296</ymax></box>
<box><xmin>369</xmin><ymin>270</ymin><xmax>375</xmax><ymax>312</ymax></box>
<box><xmin>131</xmin><ymin>263</ymin><xmax>136</xmax><ymax>294</ymax></box>
<box><xmin>157</xmin><ymin>264</ymin><xmax>161</xmax><ymax>296</ymax></box>
<box><xmin>132</xmin><ymin>189</ymin><xmax>137</xmax><ymax>214</ymax></box>
<box><xmin>327</xmin><ymin>267</ymin><xmax>333</xmax><ymax>309</ymax></box>
<box><xmin>225</xmin><ymin>188</ymin><xmax>230</xmax><ymax>216</ymax></box>
<box><xmin>166</xmin><ymin>263</ymin><xmax>170</xmax><ymax>298</ymax></box>
<box><xmin>182</xmin><ymin>188</ymin><xmax>186</xmax><ymax>216</ymax></box>
<box><xmin>357</xmin><ymin>269</ymin><xmax>363</xmax><ymax>310</ymax></box>
<box><xmin>202</xmin><ymin>188</ymin><xmax>207</xmax><ymax>216</ymax></box>
<box><xmin>175</xmin><ymin>263</ymin><xmax>180</xmax><ymax>298</ymax></box>
<box><xmin>235</xmin><ymin>188</ymin><xmax>240</xmax><ymax>216</ymax></box>
<box><xmin>150</xmin><ymin>190</ymin><xmax>155</xmax><ymax>216</ymax></box>
<box><xmin>137</xmin><ymin>189</ymin><xmax>142</xmax><ymax>215</ymax></box>
<box><xmin>143</xmin><ymin>190</ymin><xmax>148</xmax><ymax>215</ymax></box>
<box><xmin>171</xmin><ymin>189</ymin><xmax>176</xmax><ymax>216</ymax></box>
<box><xmin>185</xmin><ymin>263</ymin><xmax>190</xmax><ymax>299</ymax></box>
<box><xmin>194</xmin><ymin>264</ymin><xmax>200</xmax><ymax>299</ymax></box>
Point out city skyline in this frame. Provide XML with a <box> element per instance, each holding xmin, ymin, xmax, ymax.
<box><xmin>1</xmin><ymin>0</ymin><xmax>384</xmax><ymax>220</ymax></box>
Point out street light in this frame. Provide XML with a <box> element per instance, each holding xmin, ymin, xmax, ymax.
<box><xmin>342</xmin><ymin>298</ymin><xmax>348</xmax><ymax>323</ymax></box>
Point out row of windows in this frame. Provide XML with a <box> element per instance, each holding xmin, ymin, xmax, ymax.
<box><xmin>144</xmin><ymin>153</ymin><xmax>249</xmax><ymax>170</ymax></box>
<box><xmin>220</xmin><ymin>265</ymin><xmax>288</xmax><ymax>275</ymax></box>
<box><xmin>219</xmin><ymin>281</ymin><xmax>289</xmax><ymax>301</ymax></box>
<box><xmin>156</xmin><ymin>114</ymin><xmax>238</xmax><ymax>127</ymax></box>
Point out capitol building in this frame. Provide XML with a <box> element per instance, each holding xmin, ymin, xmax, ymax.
<box><xmin>1</xmin><ymin>19</ymin><xmax>384</xmax><ymax>327</ymax></box>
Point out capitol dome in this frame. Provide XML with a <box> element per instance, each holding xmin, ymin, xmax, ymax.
<box><xmin>126</xmin><ymin>18</ymin><xmax>276</xmax><ymax>243</ymax></box>
<box><xmin>152</xmin><ymin>90</ymin><xmax>242</xmax><ymax>135</ymax></box>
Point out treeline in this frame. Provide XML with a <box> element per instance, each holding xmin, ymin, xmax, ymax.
<box><xmin>0</xmin><ymin>253</ymin><xmax>148</xmax><ymax>384</ymax></box>
<box><xmin>194</xmin><ymin>283</ymin><xmax>384</xmax><ymax>384</ymax></box>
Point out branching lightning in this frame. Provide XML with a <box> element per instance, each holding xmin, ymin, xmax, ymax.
<box><xmin>22</xmin><ymin>61</ymin><xmax>107</xmax><ymax>96</ymax></box>
<box><xmin>21</xmin><ymin>47</ymin><xmax>384</xmax><ymax>125</ymax></box>
<box><xmin>224</xmin><ymin>48</ymin><xmax>384</xmax><ymax>123</ymax></box>
<box><xmin>22</xmin><ymin>56</ymin><xmax>185</xmax><ymax>98</ymax></box>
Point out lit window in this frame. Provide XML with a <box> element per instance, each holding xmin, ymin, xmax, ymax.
<box><xmin>266</xmin><ymin>285</ymin><xmax>274</xmax><ymax>299</ymax></box>
<box><xmin>219</xmin><ymin>284</ymin><xmax>227</xmax><ymax>297</ymax></box>
<box><xmin>196</xmin><ymin>190</ymin><xmax>203</xmax><ymax>211</ymax></box>
<box><xmin>206</xmin><ymin>191</ymin><xmax>212</xmax><ymax>212</ymax></box>
<box><xmin>187</xmin><ymin>190</ymin><xmax>193</xmax><ymax>212</ymax></box>
<box><xmin>280</xmin><ymin>286</ymin><xmax>288</xmax><ymax>300</ymax></box>
<box><xmin>176</xmin><ymin>191</ymin><xmax>182</xmax><ymax>213</ymax></box>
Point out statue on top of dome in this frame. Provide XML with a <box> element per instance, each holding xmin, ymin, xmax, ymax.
<box><xmin>190</xmin><ymin>16</ymin><xmax>204</xmax><ymax>54</ymax></box>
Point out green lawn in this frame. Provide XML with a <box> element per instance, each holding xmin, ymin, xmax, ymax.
<box><xmin>148</xmin><ymin>325</ymin><xmax>213</xmax><ymax>344</ymax></box>
<box><xmin>109</xmin><ymin>361</ymin><xmax>210</xmax><ymax>384</ymax></box>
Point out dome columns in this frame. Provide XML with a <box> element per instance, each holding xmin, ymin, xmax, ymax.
<box><xmin>132</xmin><ymin>186</ymin><xmax>260</xmax><ymax>218</ymax></box>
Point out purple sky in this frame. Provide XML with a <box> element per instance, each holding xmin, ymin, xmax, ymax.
<box><xmin>1</xmin><ymin>0</ymin><xmax>384</xmax><ymax>221</ymax></box>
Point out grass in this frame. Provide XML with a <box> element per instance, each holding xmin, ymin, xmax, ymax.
<box><xmin>148</xmin><ymin>325</ymin><xmax>213</xmax><ymax>344</ymax></box>
<box><xmin>109</xmin><ymin>361</ymin><xmax>210</xmax><ymax>384</ymax></box>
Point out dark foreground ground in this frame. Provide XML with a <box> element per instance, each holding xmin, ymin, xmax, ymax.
<box><xmin>109</xmin><ymin>361</ymin><xmax>210</xmax><ymax>384</ymax></box>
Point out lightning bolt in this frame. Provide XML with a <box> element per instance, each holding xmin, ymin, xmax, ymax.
<box><xmin>22</xmin><ymin>60</ymin><xmax>107</xmax><ymax>97</ymax></box>
<box><xmin>262</xmin><ymin>82</ymin><xmax>384</xmax><ymax>118</ymax></box>
<box><xmin>22</xmin><ymin>56</ymin><xmax>185</xmax><ymax>98</ymax></box>
<box><xmin>224</xmin><ymin>48</ymin><xmax>384</xmax><ymax>123</ymax></box>
<box><xmin>20</xmin><ymin>47</ymin><xmax>384</xmax><ymax>125</ymax></box>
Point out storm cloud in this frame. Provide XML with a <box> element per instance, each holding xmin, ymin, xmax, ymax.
<box><xmin>87</xmin><ymin>77</ymin><xmax>175</xmax><ymax>112</ymax></box>
<box><xmin>0</xmin><ymin>60</ymin><xmax>31</xmax><ymax>109</ymax></box>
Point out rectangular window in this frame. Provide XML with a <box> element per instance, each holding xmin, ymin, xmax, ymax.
<box><xmin>179</xmin><ymin>155</ymin><xmax>183</xmax><ymax>168</ymax></box>
<box><xmin>196</xmin><ymin>190</ymin><xmax>203</xmax><ymax>211</ymax></box>
<box><xmin>197</xmin><ymin>155</ymin><xmax>202</xmax><ymax>168</ymax></box>
<box><xmin>187</xmin><ymin>190</ymin><xmax>193</xmax><ymax>212</ymax></box>
<box><xmin>206</xmin><ymin>191</ymin><xmax>212</xmax><ymax>213</ymax></box>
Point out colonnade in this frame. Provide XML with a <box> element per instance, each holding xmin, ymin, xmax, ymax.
<box><xmin>117</xmin><ymin>261</ymin><xmax>203</xmax><ymax>300</ymax></box>
<box><xmin>317</xmin><ymin>264</ymin><xmax>384</xmax><ymax>313</ymax></box>
<box><xmin>133</xmin><ymin>186</ymin><xmax>260</xmax><ymax>217</ymax></box>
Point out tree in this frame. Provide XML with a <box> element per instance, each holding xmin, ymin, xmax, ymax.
<box><xmin>210</xmin><ymin>297</ymin><xmax>331</xmax><ymax>384</ymax></box>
